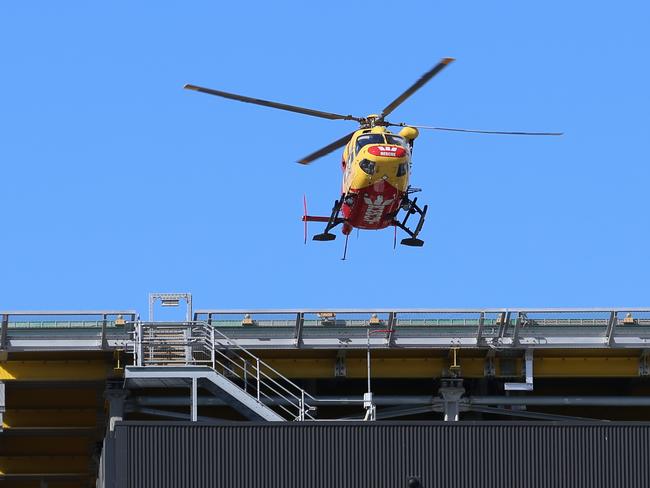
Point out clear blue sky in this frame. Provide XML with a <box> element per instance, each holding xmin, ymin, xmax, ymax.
<box><xmin>1</xmin><ymin>2</ymin><xmax>649</xmax><ymax>312</ymax></box>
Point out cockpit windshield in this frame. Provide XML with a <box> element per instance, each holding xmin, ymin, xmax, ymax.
<box><xmin>355</xmin><ymin>134</ymin><xmax>385</xmax><ymax>153</ymax></box>
<box><xmin>385</xmin><ymin>134</ymin><xmax>409</xmax><ymax>148</ymax></box>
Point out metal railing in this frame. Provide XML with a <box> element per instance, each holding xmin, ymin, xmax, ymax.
<box><xmin>132</xmin><ymin>321</ymin><xmax>317</xmax><ymax>421</ymax></box>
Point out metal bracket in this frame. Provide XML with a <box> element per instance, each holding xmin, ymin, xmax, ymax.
<box><xmin>512</xmin><ymin>312</ymin><xmax>524</xmax><ymax>344</ymax></box>
<box><xmin>438</xmin><ymin>378</ymin><xmax>465</xmax><ymax>421</ymax></box>
<box><xmin>335</xmin><ymin>350</ymin><xmax>347</xmax><ymax>378</ymax></box>
<box><xmin>293</xmin><ymin>312</ymin><xmax>305</xmax><ymax>348</ymax></box>
<box><xmin>504</xmin><ymin>350</ymin><xmax>534</xmax><ymax>391</ymax></box>
<box><xmin>0</xmin><ymin>313</ymin><xmax>8</xmax><ymax>350</ymax></box>
<box><xmin>484</xmin><ymin>353</ymin><xmax>496</xmax><ymax>377</ymax></box>
<box><xmin>497</xmin><ymin>312</ymin><xmax>511</xmax><ymax>339</ymax></box>
<box><xmin>0</xmin><ymin>381</ymin><xmax>5</xmax><ymax>432</ymax></box>
<box><xmin>385</xmin><ymin>312</ymin><xmax>397</xmax><ymax>346</ymax></box>
<box><xmin>476</xmin><ymin>312</ymin><xmax>485</xmax><ymax>343</ymax></box>
<box><xmin>104</xmin><ymin>388</ymin><xmax>129</xmax><ymax>432</ymax></box>
<box><xmin>448</xmin><ymin>347</ymin><xmax>461</xmax><ymax>376</ymax></box>
<box><xmin>101</xmin><ymin>313</ymin><xmax>108</xmax><ymax>350</ymax></box>
<box><xmin>606</xmin><ymin>311</ymin><xmax>618</xmax><ymax>346</ymax></box>
<box><xmin>640</xmin><ymin>350</ymin><xmax>650</xmax><ymax>376</ymax></box>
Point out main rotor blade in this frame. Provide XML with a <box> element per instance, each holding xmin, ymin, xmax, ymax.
<box><xmin>297</xmin><ymin>131</ymin><xmax>356</xmax><ymax>165</ymax></box>
<box><xmin>400</xmin><ymin>124</ymin><xmax>563</xmax><ymax>136</ymax></box>
<box><xmin>380</xmin><ymin>58</ymin><xmax>455</xmax><ymax>118</ymax></box>
<box><xmin>184</xmin><ymin>84</ymin><xmax>363</xmax><ymax>122</ymax></box>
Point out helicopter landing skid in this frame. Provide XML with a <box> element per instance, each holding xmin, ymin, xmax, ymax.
<box><xmin>393</xmin><ymin>196</ymin><xmax>428</xmax><ymax>247</ymax></box>
<box><xmin>312</xmin><ymin>196</ymin><xmax>345</xmax><ymax>242</ymax></box>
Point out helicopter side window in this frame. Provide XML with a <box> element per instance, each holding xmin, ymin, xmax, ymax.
<box><xmin>355</xmin><ymin>134</ymin><xmax>385</xmax><ymax>154</ymax></box>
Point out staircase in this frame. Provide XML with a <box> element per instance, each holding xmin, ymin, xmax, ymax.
<box><xmin>126</xmin><ymin>322</ymin><xmax>315</xmax><ymax>421</ymax></box>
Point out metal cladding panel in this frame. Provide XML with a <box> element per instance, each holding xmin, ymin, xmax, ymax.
<box><xmin>113</xmin><ymin>422</ymin><xmax>650</xmax><ymax>488</ymax></box>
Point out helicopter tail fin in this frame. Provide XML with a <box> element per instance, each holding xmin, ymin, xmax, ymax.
<box><xmin>302</xmin><ymin>194</ymin><xmax>330</xmax><ymax>243</ymax></box>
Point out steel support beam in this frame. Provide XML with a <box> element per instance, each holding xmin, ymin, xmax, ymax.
<box><xmin>131</xmin><ymin>394</ymin><xmax>650</xmax><ymax>408</ymax></box>
<box><xmin>293</xmin><ymin>312</ymin><xmax>304</xmax><ymax>348</ymax></box>
<box><xmin>0</xmin><ymin>361</ymin><xmax>112</xmax><ymax>381</ymax></box>
<box><xmin>470</xmin><ymin>396</ymin><xmax>650</xmax><ymax>406</ymax></box>
<box><xmin>512</xmin><ymin>312</ymin><xmax>523</xmax><ymax>344</ymax></box>
<box><xmin>100</xmin><ymin>314</ymin><xmax>107</xmax><ymax>350</ymax></box>
<box><xmin>385</xmin><ymin>312</ymin><xmax>397</xmax><ymax>345</ymax></box>
<box><xmin>497</xmin><ymin>312</ymin><xmax>511</xmax><ymax>339</ymax></box>
<box><xmin>468</xmin><ymin>405</ymin><xmax>605</xmax><ymax>422</ymax></box>
<box><xmin>0</xmin><ymin>314</ymin><xmax>8</xmax><ymax>350</ymax></box>
<box><xmin>191</xmin><ymin>377</ymin><xmax>197</xmax><ymax>422</ymax></box>
<box><xmin>438</xmin><ymin>379</ymin><xmax>464</xmax><ymax>422</ymax></box>
<box><xmin>476</xmin><ymin>312</ymin><xmax>485</xmax><ymax>342</ymax></box>
<box><xmin>104</xmin><ymin>389</ymin><xmax>128</xmax><ymax>432</ymax></box>
<box><xmin>0</xmin><ymin>381</ymin><xmax>4</xmax><ymax>432</ymax></box>
<box><xmin>505</xmin><ymin>349</ymin><xmax>533</xmax><ymax>391</ymax></box>
<box><xmin>606</xmin><ymin>311</ymin><xmax>618</xmax><ymax>346</ymax></box>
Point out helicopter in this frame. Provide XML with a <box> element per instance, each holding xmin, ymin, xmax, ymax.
<box><xmin>185</xmin><ymin>58</ymin><xmax>561</xmax><ymax>257</ymax></box>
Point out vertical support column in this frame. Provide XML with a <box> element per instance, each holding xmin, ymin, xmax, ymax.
<box><xmin>0</xmin><ymin>381</ymin><xmax>5</xmax><ymax>432</ymax></box>
<box><xmin>606</xmin><ymin>311</ymin><xmax>618</xmax><ymax>346</ymax></box>
<box><xmin>476</xmin><ymin>311</ymin><xmax>485</xmax><ymax>343</ymax></box>
<box><xmin>385</xmin><ymin>311</ymin><xmax>397</xmax><ymax>345</ymax></box>
<box><xmin>512</xmin><ymin>312</ymin><xmax>523</xmax><ymax>344</ymax></box>
<box><xmin>184</xmin><ymin>327</ymin><xmax>192</xmax><ymax>364</ymax></box>
<box><xmin>186</xmin><ymin>294</ymin><xmax>193</xmax><ymax>323</ymax></box>
<box><xmin>136</xmin><ymin>322</ymin><xmax>143</xmax><ymax>367</ymax></box>
<box><xmin>497</xmin><ymin>312</ymin><xmax>511</xmax><ymax>339</ymax></box>
<box><xmin>191</xmin><ymin>377</ymin><xmax>198</xmax><ymax>422</ymax></box>
<box><xmin>294</xmin><ymin>312</ymin><xmax>305</xmax><ymax>348</ymax></box>
<box><xmin>105</xmin><ymin>389</ymin><xmax>129</xmax><ymax>432</ymax></box>
<box><xmin>149</xmin><ymin>293</ymin><xmax>154</xmax><ymax>322</ymax></box>
<box><xmin>438</xmin><ymin>379</ymin><xmax>465</xmax><ymax>422</ymax></box>
<box><xmin>505</xmin><ymin>349</ymin><xmax>534</xmax><ymax>391</ymax></box>
<box><xmin>101</xmin><ymin>313</ymin><xmax>108</xmax><ymax>350</ymax></box>
<box><xmin>210</xmin><ymin>327</ymin><xmax>216</xmax><ymax>369</ymax></box>
<box><xmin>1</xmin><ymin>313</ymin><xmax>8</xmax><ymax>350</ymax></box>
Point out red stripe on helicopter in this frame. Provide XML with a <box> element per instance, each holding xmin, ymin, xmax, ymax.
<box><xmin>368</xmin><ymin>146</ymin><xmax>406</xmax><ymax>158</ymax></box>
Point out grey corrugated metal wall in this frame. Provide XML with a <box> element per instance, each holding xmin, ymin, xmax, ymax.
<box><xmin>108</xmin><ymin>421</ymin><xmax>650</xmax><ymax>488</ymax></box>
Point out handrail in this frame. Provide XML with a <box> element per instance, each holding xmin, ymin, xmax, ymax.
<box><xmin>200</xmin><ymin>322</ymin><xmax>316</xmax><ymax>398</ymax></box>
<box><xmin>132</xmin><ymin>321</ymin><xmax>316</xmax><ymax>420</ymax></box>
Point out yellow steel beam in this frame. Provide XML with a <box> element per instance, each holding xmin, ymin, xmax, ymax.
<box><xmin>0</xmin><ymin>456</ymin><xmax>88</xmax><ymax>474</ymax></box>
<box><xmin>0</xmin><ymin>360</ymin><xmax>112</xmax><ymax>381</ymax></box>
<box><xmin>5</xmin><ymin>388</ymin><xmax>99</xmax><ymax>409</ymax></box>
<box><xmin>1</xmin><ymin>355</ymin><xmax>641</xmax><ymax>381</ymax></box>
<box><xmin>2</xmin><ymin>409</ymin><xmax>98</xmax><ymax>429</ymax></box>
<box><xmin>0</xmin><ymin>480</ymin><xmax>91</xmax><ymax>488</ymax></box>
<box><xmin>0</xmin><ymin>437</ymin><xmax>90</xmax><ymax>456</ymax></box>
<box><xmin>262</xmin><ymin>356</ymin><xmax>641</xmax><ymax>379</ymax></box>
<box><xmin>534</xmin><ymin>357</ymin><xmax>639</xmax><ymax>377</ymax></box>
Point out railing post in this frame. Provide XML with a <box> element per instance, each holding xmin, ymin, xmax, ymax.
<box><xmin>0</xmin><ymin>314</ymin><xmax>8</xmax><ymax>350</ymax></box>
<box><xmin>300</xmin><ymin>390</ymin><xmax>305</xmax><ymax>421</ymax></box>
<box><xmin>256</xmin><ymin>358</ymin><xmax>260</xmax><ymax>402</ymax></box>
<box><xmin>136</xmin><ymin>322</ymin><xmax>143</xmax><ymax>367</ymax></box>
<box><xmin>101</xmin><ymin>313</ymin><xmax>107</xmax><ymax>350</ymax></box>
<box><xmin>191</xmin><ymin>377</ymin><xmax>198</xmax><ymax>422</ymax></box>
<box><xmin>210</xmin><ymin>327</ymin><xmax>215</xmax><ymax>370</ymax></box>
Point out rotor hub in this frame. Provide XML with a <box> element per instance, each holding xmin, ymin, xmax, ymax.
<box><xmin>361</xmin><ymin>114</ymin><xmax>388</xmax><ymax>129</ymax></box>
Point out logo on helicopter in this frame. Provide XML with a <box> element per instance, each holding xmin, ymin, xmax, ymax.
<box><xmin>368</xmin><ymin>145</ymin><xmax>406</xmax><ymax>158</ymax></box>
<box><xmin>362</xmin><ymin>195</ymin><xmax>394</xmax><ymax>224</ymax></box>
